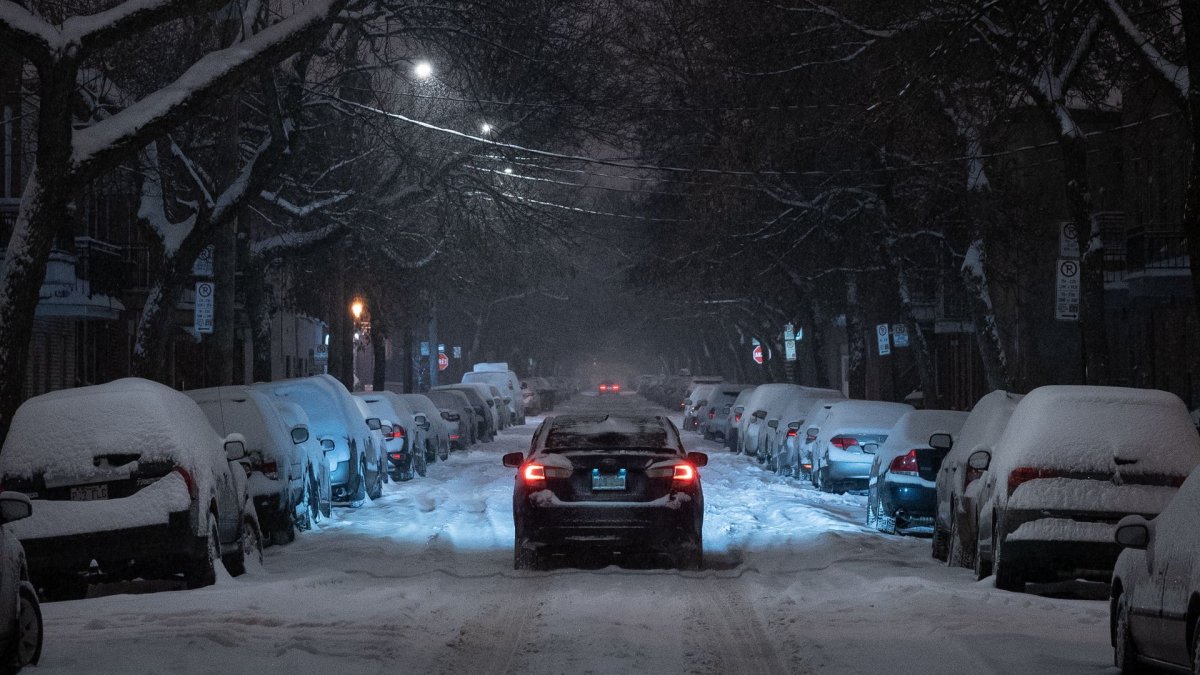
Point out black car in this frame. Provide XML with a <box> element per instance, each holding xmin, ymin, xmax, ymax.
<box><xmin>503</xmin><ymin>414</ymin><xmax>706</xmax><ymax>570</ymax></box>
<box><xmin>597</xmin><ymin>382</ymin><xmax>622</xmax><ymax>395</ymax></box>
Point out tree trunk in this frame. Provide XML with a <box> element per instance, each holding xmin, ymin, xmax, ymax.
<box><xmin>244</xmin><ymin>264</ymin><xmax>273</xmax><ymax>383</ymax></box>
<box><xmin>1180</xmin><ymin>1</ymin><xmax>1200</xmax><ymax>360</ymax></box>
<box><xmin>882</xmin><ymin>236</ymin><xmax>938</xmax><ymax>408</ymax></box>
<box><xmin>845</xmin><ymin>277</ymin><xmax>867</xmax><ymax>399</ymax></box>
<box><xmin>961</xmin><ymin>238</ymin><xmax>1012</xmax><ymax>391</ymax></box>
<box><xmin>372</xmin><ymin>322</ymin><xmax>387</xmax><ymax>391</ymax></box>
<box><xmin>0</xmin><ymin>59</ymin><xmax>78</xmax><ymax>445</ymax></box>
<box><xmin>212</xmin><ymin>218</ymin><xmax>237</xmax><ymax>385</ymax></box>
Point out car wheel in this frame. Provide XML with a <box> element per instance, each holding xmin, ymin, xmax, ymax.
<box><xmin>815</xmin><ymin>466</ymin><xmax>831</xmax><ymax>492</ymax></box>
<box><xmin>367</xmin><ymin>459</ymin><xmax>384</xmax><ymax>500</ymax></box>
<box><xmin>513</xmin><ymin>536</ymin><xmax>540</xmax><ymax>571</ymax></box>
<box><xmin>1113</xmin><ymin>594</ymin><xmax>1146</xmax><ymax>673</ymax></box>
<box><xmin>307</xmin><ymin>474</ymin><xmax>323</xmax><ymax>526</ymax></box>
<box><xmin>415</xmin><ymin>448</ymin><xmax>428</xmax><ymax>478</ymax></box>
<box><xmin>992</xmin><ymin>527</ymin><xmax>1024</xmax><ymax>592</ymax></box>
<box><xmin>185</xmin><ymin>520</ymin><xmax>221</xmax><ymax>589</ymax></box>
<box><xmin>5</xmin><ymin>585</ymin><xmax>41</xmax><ymax>669</ymax></box>
<box><xmin>874</xmin><ymin>495</ymin><xmax>897</xmax><ymax>534</ymax></box>
<box><xmin>349</xmin><ymin>462</ymin><xmax>368</xmax><ymax>508</ymax></box>
<box><xmin>676</xmin><ymin>536</ymin><xmax>703</xmax><ymax>571</ymax></box>
<box><xmin>865</xmin><ymin>490</ymin><xmax>878</xmax><ymax>528</ymax></box>
<box><xmin>272</xmin><ymin>502</ymin><xmax>296</xmax><ymax>546</ymax></box>
<box><xmin>947</xmin><ymin>515</ymin><xmax>971</xmax><ymax>569</ymax></box>
<box><xmin>438</xmin><ymin>441</ymin><xmax>449</xmax><ymax>462</ymax></box>
<box><xmin>931</xmin><ymin>521</ymin><xmax>949</xmax><ymax>561</ymax></box>
<box><xmin>973</xmin><ymin>533</ymin><xmax>992</xmax><ymax>580</ymax></box>
<box><xmin>225</xmin><ymin>518</ymin><xmax>263</xmax><ymax>577</ymax></box>
<box><xmin>295</xmin><ymin>483</ymin><xmax>313</xmax><ymax>532</ymax></box>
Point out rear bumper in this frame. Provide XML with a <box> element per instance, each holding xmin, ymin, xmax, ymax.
<box><xmin>826</xmin><ymin>458</ymin><xmax>871</xmax><ymax>483</ymax></box>
<box><xmin>880</xmin><ymin>480</ymin><xmax>937</xmax><ymax>522</ymax></box>
<box><xmin>999</xmin><ymin>509</ymin><xmax>1138</xmax><ymax>581</ymax></box>
<box><xmin>517</xmin><ymin>496</ymin><xmax>701</xmax><ymax>549</ymax></box>
<box><xmin>20</xmin><ymin>511</ymin><xmax>203</xmax><ymax>575</ymax></box>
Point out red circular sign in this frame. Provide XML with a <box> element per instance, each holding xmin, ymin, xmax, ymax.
<box><xmin>752</xmin><ymin>345</ymin><xmax>763</xmax><ymax>365</ymax></box>
<box><xmin>437</xmin><ymin>352</ymin><xmax>449</xmax><ymax>371</ymax></box>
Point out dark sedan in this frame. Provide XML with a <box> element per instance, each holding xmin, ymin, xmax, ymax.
<box><xmin>504</xmin><ymin>414</ymin><xmax>705</xmax><ymax>570</ymax></box>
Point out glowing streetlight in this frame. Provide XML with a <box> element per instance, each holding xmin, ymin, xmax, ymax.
<box><xmin>480</xmin><ymin>122</ymin><xmax>492</xmax><ymax>134</ymax></box>
<box><xmin>503</xmin><ymin>167</ymin><xmax>514</xmax><ymax>175</ymax></box>
<box><xmin>350</xmin><ymin>299</ymin><xmax>364</xmax><ymax>320</ymax></box>
<box><xmin>413</xmin><ymin>61</ymin><xmax>433</xmax><ymax>79</ymax></box>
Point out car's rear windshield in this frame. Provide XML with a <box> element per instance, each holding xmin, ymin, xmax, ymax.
<box><xmin>543</xmin><ymin>415</ymin><xmax>676</xmax><ymax>453</ymax></box>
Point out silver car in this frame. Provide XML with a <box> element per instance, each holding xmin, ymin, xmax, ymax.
<box><xmin>808</xmin><ymin>401</ymin><xmax>912</xmax><ymax>493</ymax></box>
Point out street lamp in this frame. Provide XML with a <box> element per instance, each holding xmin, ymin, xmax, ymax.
<box><xmin>351</xmin><ymin>299</ymin><xmax>364</xmax><ymax>321</ymax></box>
<box><xmin>503</xmin><ymin>167</ymin><xmax>514</xmax><ymax>175</ymax></box>
<box><xmin>350</xmin><ymin>298</ymin><xmax>369</xmax><ymax>390</ymax></box>
<box><xmin>413</xmin><ymin>61</ymin><xmax>433</xmax><ymax>79</ymax></box>
<box><xmin>480</xmin><ymin>122</ymin><xmax>492</xmax><ymax>134</ymax></box>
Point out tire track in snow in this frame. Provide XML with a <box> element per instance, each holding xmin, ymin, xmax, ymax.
<box><xmin>696</xmin><ymin>578</ymin><xmax>795</xmax><ymax>675</ymax></box>
<box><xmin>436</xmin><ymin>575</ymin><xmax>539</xmax><ymax>675</ymax></box>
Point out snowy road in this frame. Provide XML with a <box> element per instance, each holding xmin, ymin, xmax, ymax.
<box><xmin>35</xmin><ymin>394</ymin><xmax>1113</xmax><ymax>674</ymax></box>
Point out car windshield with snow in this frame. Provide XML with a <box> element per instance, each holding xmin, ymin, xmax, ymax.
<box><xmin>504</xmin><ymin>415</ymin><xmax>706</xmax><ymax>570</ymax></box>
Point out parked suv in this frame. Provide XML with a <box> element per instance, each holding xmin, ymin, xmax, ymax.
<box><xmin>0</xmin><ymin>492</ymin><xmax>41</xmax><ymax>671</ymax></box>
<box><xmin>256</xmin><ymin>375</ymin><xmax>385</xmax><ymax>507</ymax></box>
<box><xmin>187</xmin><ymin>386</ymin><xmax>306</xmax><ymax>545</ymax></box>
<box><xmin>972</xmin><ymin>386</ymin><xmax>1200</xmax><ymax>592</ymax></box>
<box><xmin>0</xmin><ymin>379</ymin><xmax>261</xmax><ymax>599</ymax></box>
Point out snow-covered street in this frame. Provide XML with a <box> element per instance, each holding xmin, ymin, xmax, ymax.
<box><xmin>33</xmin><ymin>394</ymin><xmax>1112</xmax><ymax>674</ymax></box>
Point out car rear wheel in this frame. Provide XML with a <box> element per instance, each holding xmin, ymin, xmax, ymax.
<box><xmin>513</xmin><ymin>537</ymin><xmax>540</xmax><ymax>571</ymax></box>
<box><xmin>226</xmin><ymin>518</ymin><xmax>263</xmax><ymax>577</ymax></box>
<box><xmin>931</xmin><ymin>519</ymin><xmax>949</xmax><ymax>562</ymax></box>
<box><xmin>5</xmin><ymin>585</ymin><xmax>41</xmax><ymax>669</ymax></box>
<box><xmin>185</xmin><ymin>520</ymin><xmax>221</xmax><ymax>589</ymax></box>
<box><xmin>872</xmin><ymin>491</ymin><xmax>896</xmax><ymax>534</ymax></box>
<box><xmin>438</xmin><ymin>441</ymin><xmax>449</xmax><ymax>462</ymax></box>
<box><xmin>992</xmin><ymin>528</ymin><xmax>1024</xmax><ymax>592</ymax></box>
<box><xmin>947</xmin><ymin>514</ymin><xmax>973</xmax><ymax>569</ymax></box>
<box><xmin>814</xmin><ymin>466</ymin><xmax>830</xmax><ymax>492</ymax></box>
<box><xmin>349</xmin><ymin>462</ymin><xmax>368</xmax><ymax>508</ymax></box>
<box><xmin>415</xmin><ymin>448</ymin><xmax>428</xmax><ymax>478</ymax></box>
<box><xmin>1113</xmin><ymin>594</ymin><xmax>1146</xmax><ymax>673</ymax></box>
<box><xmin>973</xmin><ymin>533</ymin><xmax>991</xmax><ymax>580</ymax></box>
<box><xmin>307</xmin><ymin>474</ymin><xmax>323</xmax><ymax>526</ymax></box>
<box><xmin>272</xmin><ymin>501</ymin><xmax>296</xmax><ymax>545</ymax></box>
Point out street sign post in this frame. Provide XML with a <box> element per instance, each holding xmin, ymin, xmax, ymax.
<box><xmin>194</xmin><ymin>282</ymin><xmax>214</xmax><ymax>334</ymax></box>
<box><xmin>876</xmin><ymin>323</ymin><xmax>891</xmax><ymax>356</ymax></box>
<box><xmin>1055</xmin><ymin>258</ymin><xmax>1080</xmax><ymax>321</ymax></box>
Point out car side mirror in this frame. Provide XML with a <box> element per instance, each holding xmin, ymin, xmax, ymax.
<box><xmin>1114</xmin><ymin>516</ymin><xmax>1150</xmax><ymax>549</ymax></box>
<box><xmin>224</xmin><ymin>436</ymin><xmax>247</xmax><ymax>462</ymax></box>
<box><xmin>929</xmin><ymin>433</ymin><xmax>953</xmax><ymax>451</ymax></box>
<box><xmin>687</xmin><ymin>452</ymin><xmax>708</xmax><ymax>468</ymax></box>
<box><xmin>767</xmin><ymin>420</ymin><xmax>779</xmax><ymax>429</ymax></box>
<box><xmin>291</xmin><ymin>427</ymin><xmax>309</xmax><ymax>445</ymax></box>
<box><xmin>861</xmin><ymin>442</ymin><xmax>879</xmax><ymax>454</ymax></box>
<box><xmin>366</xmin><ymin>417</ymin><xmax>382</xmax><ymax>431</ymax></box>
<box><xmin>414</xmin><ymin>414</ymin><xmax>430</xmax><ymax>431</ymax></box>
<box><xmin>381</xmin><ymin>424</ymin><xmax>394</xmax><ymax>437</ymax></box>
<box><xmin>502</xmin><ymin>452</ymin><xmax>524</xmax><ymax>468</ymax></box>
<box><xmin>320</xmin><ymin>438</ymin><xmax>336</xmax><ymax>454</ymax></box>
<box><xmin>752</xmin><ymin>410</ymin><xmax>767</xmax><ymax>420</ymax></box>
<box><xmin>967</xmin><ymin>450</ymin><xmax>991</xmax><ymax>471</ymax></box>
<box><xmin>0</xmin><ymin>492</ymin><xmax>32</xmax><ymax>524</ymax></box>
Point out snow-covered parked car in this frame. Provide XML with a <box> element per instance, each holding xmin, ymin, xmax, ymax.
<box><xmin>398</xmin><ymin>393</ymin><xmax>452</xmax><ymax>461</ymax></box>
<box><xmin>722</xmin><ymin>387</ymin><xmax>757</xmax><ymax>451</ymax></box>
<box><xmin>932</xmin><ymin>390</ymin><xmax>1023</xmax><ymax>571</ymax></box>
<box><xmin>808</xmin><ymin>400</ymin><xmax>913</xmax><ymax>493</ymax></box>
<box><xmin>1110</xmin><ymin>464</ymin><xmax>1200</xmax><ymax>673</ymax></box>
<box><xmin>463</xmin><ymin>364</ymin><xmax>525</xmax><ymax>425</ymax></box>
<box><xmin>437</xmin><ymin>384</ymin><xmax>499</xmax><ymax>439</ymax></box>
<box><xmin>866</xmin><ymin>409</ymin><xmax>969</xmax><ymax>534</ymax></box>
<box><xmin>0</xmin><ymin>492</ymin><xmax>41</xmax><ymax>670</ymax></box>
<box><xmin>268</xmin><ymin>400</ymin><xmax>333</xmax><ymax>528</ymax></box>
<box><xmin>759</xmin><ymin>389</ymin><xmax>844</xmax><ymax>474</ymax></box>
<box><xmin>972</xmin><ymin>386</ymin><xmax>1200</xmax><ymax>592</ymax></box>
<box><xmin>0</xmin><ymin>379</ymin><xmax>261</xmax><ymax>599</ymax></box>
<box><xmin>425</xmin><ymin>390</ymin><xmax>476</xmax><ymax>448</ymax></box>
<box><xmin>681</xmin><ymin>383</ymin><xmax>719</xmax><ymax>432</ymax></box>
<box><xmin>187</xmin><ymin>386</ymin><xmax>306</xmax><ymax>545</ymax></box>
<box><xmin>354</xmin><ymin>391</ymin><xmax>428</xmax><ymax>481</ymax></box>
<box><xmin>781</xmin><ymin>398</ymin><xmax>839</xmax><ymax>479</ymax></box>
<box><xmin>256</xmin><ymin>375</ymin><xmax>385</xmax><ymax>507</ymax></box>
<box><xmin>699</xmin><ymin>384</ymin><xmax>752</xmax><ymax>441</ymax></box>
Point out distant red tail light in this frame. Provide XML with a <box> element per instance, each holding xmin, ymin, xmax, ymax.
<box><xmin>1007</xmin><ymin>467</ymin><xmax>1064</xmax><ymax>495</ymax></box>
<box><xmin>707</xmin><ymin>410</ymin><xmax>716</xmax><ymax>420</ymax></box>
<box><xmin>613</xmin><ymin>384</ymin><xmax>621</xmax><ymax>392</ymax></box>
<box><xmin>523</xmin><ymin>464</ymin><xmax>546</xmax><ymax>483</ymax></box>
<box><xmin>734</xmin><ymin>413</ymin><xmax>742</xmax><ymax>423</ymax></box>
<box><xmin>888</xmin><ymin>450</ymin><xmax>919</xmax><ymax>476</ymax></box>
<box><xmin>787</xmin><ymin>428</ymin><xmax>798</xmax><ymax>438</ymax></box>
<box><xmin>391</xmin><ymin>426</ymin><xmax>406</xmax><ymax>440</ymax></box>
<box><xmin>389</xmin><ymin>452</ymin><xmax>405</xmax><ymax>461</ymax></box>
<box><xmin>830</xmin><ymin>436</ymin><xmax>858</xmax><ymax>450</ymax></box>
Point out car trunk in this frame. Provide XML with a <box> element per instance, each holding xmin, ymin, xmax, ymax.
<box><xmin>543</xmin><ymin>451</ymin><xmax>680</xmax><ymax>503</ymax></box>
<box><xmin>915</xmin><ymin>446</ymin><xmax>949</xmax><ymax>482</ymax></box>
<box><xmin>6</xmin><ymin>452</ymin><xmax>179</xmax><ymax>502</ymax></box>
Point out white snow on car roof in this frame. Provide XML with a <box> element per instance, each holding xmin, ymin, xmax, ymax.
<box><xmin>944</xmin><ymin>390</ymin><xmax>1023</xmax><ymax>466</ymax></box>
<box><xmin>0</xmin><ymin>378</ymin><xmax>222</xmax><ymax>479</ymax></box>
<box><xmin>820</xmin><ymin>400</ymin><xmax>913</xmax><ymax>432</ymax></box>
<box><xmin>992</xmin><ymin>385</ymin><xmax>1200</xmax><ymax>476</ymax></box>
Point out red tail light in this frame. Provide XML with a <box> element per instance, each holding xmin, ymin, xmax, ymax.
<box><xmin>734</xmin><ymin>413</ymin><xmax>742</xmax><ymax>423</ymax></box>
<box><xmin>673</xmin><ymin>463</ymin><xmax>696</xmax><ymax>484</ymax></box>
<box><xmin>599</xmin><ymin>384</ymin><xmax>609</xmax><ymax>391</ymax></box>
<box><xmin>392</xmin><ymin>426</ymin><xmax>406</xmax><ymax>440</ymax></box>
<box><xmin>888</xmin><ymin>450</ymin><xmax>919</xmax><ymax>476</ymax></box>
<box><xmin>174</xmin><ymin>466</ymin><xmax>198</xmax><ymax>499</ymax></box>
<box><xmin>787</xmin><ymin>428</ymin><xmax>798</xmax><ymax>438</ymax></box>
<box><xmin>806</xmin><ymin>431</ymin><xmax>817</xmax><ymax>443</ymax></box>
<box><xmin>708</xmin><ymin>410</ymin><xmax>716</xmax><ymax>420</ymax></box>
<box><xmin>389</xmin><ymin>452</ymin><xmax>405</xmax><ymax>461</ymax></box>
<box><xmin>450</xmin><ymin>434</ymin><xmax>461</xmax><ymax>441</ymax></box>
<box><xmin>830</xmin><ymin>436</ymin><xmax>858</xmax><ymax>450</ymax></box>
<box><xmin>1007</xmin><ymin>467</ymin><xmax>1064</xmax><ymax>495</ymax></box>
<box><xmin>523</xmin><ymin>463</ymin><xmax>570</xmax><ymax>484</ymax></box>
<box><xmin>260</xmin><ymin>461</ymin><xmax>279</xmax><ymax>480</ymax></box>
<box><xmin>613</xmin><ymin>384</ymin><xmax>621</xmax><ymax>392</ymax></box>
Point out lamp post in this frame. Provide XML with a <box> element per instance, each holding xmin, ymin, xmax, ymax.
<box><xmin>350</xmin><ymin>298</ymin><xmax>369</xmax><ymax>390</ymax></box>
<box><xmin>413</xmin><ymin>61</ymin><xmax>433</xmax><ymax>79</ymax></box>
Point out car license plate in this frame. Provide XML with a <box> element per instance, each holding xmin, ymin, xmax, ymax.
<box><xmin>70</xmin><ymin>484</ymin><xmax>109</xmax><ymax>501</ymax></box>
<box><xmin>591</xmin><ymin>468</ymin><xmax>626</xmax><ymax>491</ymax></box>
